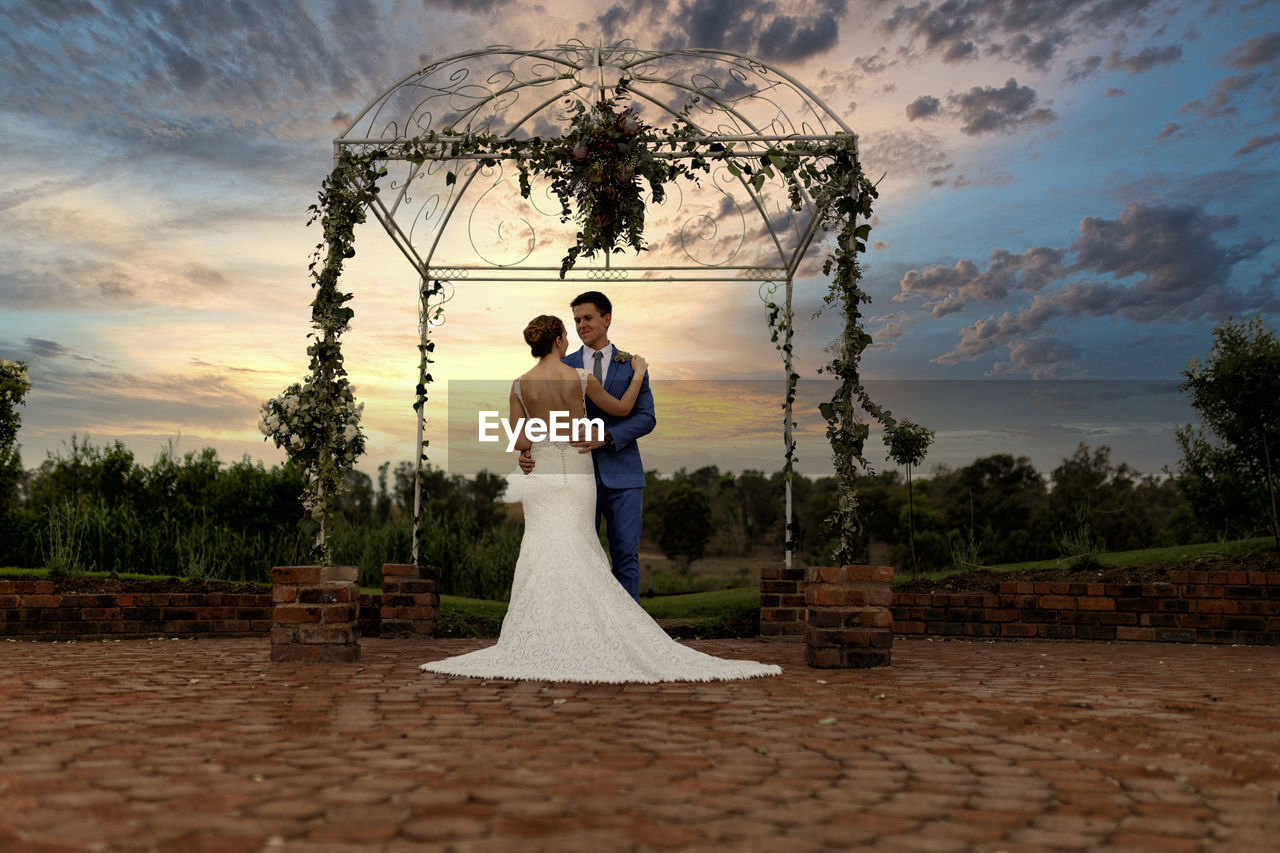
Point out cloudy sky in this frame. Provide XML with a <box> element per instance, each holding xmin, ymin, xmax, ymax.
<box><xmin>2</xmin><ymin>0</ymin><xmax>1277</xmax><ymax>485</ymax></box>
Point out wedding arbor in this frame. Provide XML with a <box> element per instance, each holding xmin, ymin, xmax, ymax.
<box><xmin>266</xmin><ymin>41</ymin><xmax>889</xmax><ymax>574</ymax></box>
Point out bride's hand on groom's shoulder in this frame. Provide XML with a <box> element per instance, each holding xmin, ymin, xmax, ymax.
<box><xmin>630</xmin><ymin>354</ymin><xmax>647</xmax><ymax>375</ymax></box>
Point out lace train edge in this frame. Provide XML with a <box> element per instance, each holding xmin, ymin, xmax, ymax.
<box><xmin>417</xmin><ymin>660</ymin><xmax>782</xmax><ymax>684</ymax></box>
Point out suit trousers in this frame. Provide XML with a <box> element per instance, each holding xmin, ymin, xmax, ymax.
<box><xmin>595</xmin><ymin>485</ymin><xmax>643</xmax><ymax>602</ymax></box>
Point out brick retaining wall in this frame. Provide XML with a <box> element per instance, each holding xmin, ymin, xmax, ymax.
<box><xmin>379</xmin><ymin>563</ymin><xmax>440</xmax><ymax>637</ymax></box>
<box><xmin>2</xmin><ymin>575</ymin><xmax>402</xmax><ymax>642</ymax></box>
<box><xmin>891</xmin><ymin>568</ymin><xmax>1280</xmax><ymax>645</ymax></box>
<box><xmin>8</xmin><ymin>567</ymin><xmax>1278</xmax><ymax>644</ymax></box>
<box><xmin>0</xmin><ymin>580</ymin><xmax>274</xmax><ymax>640</ymax></box>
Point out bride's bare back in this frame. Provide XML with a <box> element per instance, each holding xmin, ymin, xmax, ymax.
<box><xmin>509</xmin><ymin>353</ymin><xmax>648</xmax><ymax>453</ymax></box>
<box><xmin>514</xmin><ymin>362</ymin><xmax>587</xmax><ymax>424</ymax></box>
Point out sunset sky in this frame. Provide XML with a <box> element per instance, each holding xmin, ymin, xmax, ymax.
<box><xmin>2</xmin><ymin>0</ymin><xmax>1277</xmax><ymax>489</ymax></box>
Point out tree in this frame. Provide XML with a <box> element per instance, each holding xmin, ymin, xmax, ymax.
<box><xmin>1172</xmin><ymin>425</ymin><xmax>1260</xmax><ymax>540</ymax></box>
<box><xmin>464</xmin><ymin>470</ymin><xmax>509</xmax><ymax>529</ymax></box>
<box><xmin>1050</xmin><ymin>444</ymin><xmax>1185</xmax><ymax>552</ymax></box>
<box><xmin>938</xmin><ymin>454</ymin><xmax>1048</xmax><ymax>564</ymax></box>
<box><xmin>1178</xmin><ymin>315</ymin><xmax>1280</xmax><ymax>550</ymax></box>
<box><xmin>656</xmin><ymin>479</ymin><xmax>713</xmax><ymax>573</ymax></box>
<box><xmin>884</xmin><ymin>419</ymin><xmax>934</xmax><ymax>580</ymax></box>
<box><xmin>376</xmin><ymin>461</ymin><xmax>392</xmax><ymax>523</ymax></box>
<box><xmin>731</xmin><ymin>470</ymin><xmax>779</xmax><ymax>557</ymax></box>
<box><xmin>890</xmin><ymin>497</ymin><xmax>950</xmax><ymax>574</ymax></box>
<box><xmin>339</xmin><ymin>469</ymin><xmax>374</xmax><ymax>525</ymax></box>
<box><xmin>786</xmin><ymin>472</ymin><xmax>839</xmax><ymax>563</ymax></box>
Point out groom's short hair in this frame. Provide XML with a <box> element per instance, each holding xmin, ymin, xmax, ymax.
<box><xmin>571</xmin><ymin>290</ymin><xmax>612</xmax><ymax>316</ymax></box>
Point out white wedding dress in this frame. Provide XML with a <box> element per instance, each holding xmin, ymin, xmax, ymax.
<box><xmin>419</xmin><ymin>369</ymin><xmax>781</xmax><ymax>683</ymax></box>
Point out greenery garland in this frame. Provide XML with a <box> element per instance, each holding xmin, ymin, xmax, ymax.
<box><xmin>271</xmin><ymin>81</ymin><xmax>895</xmax><ymax>566</ymax></box>
<box><xmin>260</xmin><ymin>151</ymin><xmax>384</xmax><ymax>563</ymax></box>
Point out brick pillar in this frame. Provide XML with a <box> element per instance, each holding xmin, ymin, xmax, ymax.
<box><xmin>270</xmin><ymin>565</ymin><xmax>361</xmax><ymax>662</ymax></box>
<box><xmin>804</xmin><ymin>564</ymin><xmax>893</xmax><ymax>668</ymax></box>
<box><xmin>759</xmin><ymin>564</ymin><xmax>807</xmax><ymax>639</ymax></box>
<box><xmin>379</xmin><ymin>563</ymin><xmax>441</xmax><ymax>638</ymax></box>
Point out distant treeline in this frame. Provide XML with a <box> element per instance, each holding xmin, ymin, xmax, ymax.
<box><xmin>0</xmin><ymin>436</ymin><xmax>1258</xmax><ymax>597</ymax></box>
<box><xmin>646</xmin><ymin>443</ymin><xmax>1196</xmax><ymax>572</ymax></box>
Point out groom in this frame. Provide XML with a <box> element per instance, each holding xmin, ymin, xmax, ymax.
<box><xmin>518</xmin><ymin>290</ymin><xmax>655</xmax><ymax>602</ymax></box>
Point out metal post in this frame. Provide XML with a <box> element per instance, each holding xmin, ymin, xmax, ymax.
<box><xmin>411</xmin><ymin>274</ymin><xmax>431</xmax><ymax>565</ymax></box>
<box><xmin>784</xmin><ymin>274</ymin><xmax>795</xmax><ymax>571</ymax></box>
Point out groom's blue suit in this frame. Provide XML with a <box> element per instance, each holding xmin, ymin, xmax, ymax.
<box><xmin>563</xmin><ymin>346</ymin><xmax>655</xmax><ymax>602</ymax></box>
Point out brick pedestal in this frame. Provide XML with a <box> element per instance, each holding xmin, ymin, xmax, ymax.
<box><xmin>760</xmin><ymin>565</ymin><xmax>808</xmax><ymax>640</ymax></box>
<box><xmin>379</xmin><ymin>563</ymin><xmax>441</xmax><ymax>638</ymax></box>
<box><xmin>270</xmin><ymin>565</ymin><xmax>361</xmax><ymax>662</ymax></box>
<box><xmin>805</xmin><ymin>564</ymin><xmax>893</xmax><ymax>668</ymax></box>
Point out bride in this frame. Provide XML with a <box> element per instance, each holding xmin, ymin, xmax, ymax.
<box><xmin>420</xmin><ymin>315</ymin><xmax>781</xmax><ymax>683</ymax></box>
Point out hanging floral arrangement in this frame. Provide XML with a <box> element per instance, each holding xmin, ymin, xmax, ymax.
<box><xmin>414</xmin><ymin>80</ymin><xmax>705</xmax><ymax>277</ymax></box>
<box><xmin>527</xmin><ymin>82</ymin><xmax>686</xmax><ymax>275</ymax></box>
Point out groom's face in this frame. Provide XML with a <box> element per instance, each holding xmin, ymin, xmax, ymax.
<box><xmin>572</xmin><ymin>303</ymin><xmax>611</xmax><ymax>350</ymax></box>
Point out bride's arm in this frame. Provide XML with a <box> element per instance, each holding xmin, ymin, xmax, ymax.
<box><xmin>584</xmin><ymin>355</ymin><xmax>648</xmax><ymax>416</ymax></box>
<box><xmin>508</xmin><ymin>388</ymin><xmax>532</xmax><ymax>452</ymax></box>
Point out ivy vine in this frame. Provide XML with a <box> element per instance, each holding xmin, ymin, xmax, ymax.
<box><xmin>761</xmin><ymin>293</ymin><xmax>800</xmax><ymax>551</ymax></box>
<box><xmin>273</xmin><ymin>84</ymin><xmax>896</xmax><ymax>567</ymax></box>
<box><xmin>260</xmin><ymin>150</ymin><xmax>384</xmax><ymax>563</ymax></box>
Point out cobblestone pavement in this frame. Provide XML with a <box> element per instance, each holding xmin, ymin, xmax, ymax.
<box><xmin>1</xmin><ymin>636</ymin><xmax>1278</xmax><ymax>852</ymax></box>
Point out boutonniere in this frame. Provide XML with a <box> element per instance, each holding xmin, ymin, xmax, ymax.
<box><xmin>612</xmin><ymin>349</ymin><xmax>632</xmax><ymax>364</ymax></box>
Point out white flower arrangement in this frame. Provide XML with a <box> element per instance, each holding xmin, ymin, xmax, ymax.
<box><xmin>1</xmin><ymin>358</ymin><xmax>33</xmax><ymax>451</ymax></box>
<box><xmin>259</xmin><ymin>377</ymin><xmax>366</xmax><ymax>530</ymax></box>
<box><xmin>0</xmin><ymin>359</ymin><xmax>30</xmax><ymax>385</ymax></box>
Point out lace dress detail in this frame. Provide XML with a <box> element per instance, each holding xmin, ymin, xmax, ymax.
<box><xmin>420</xmin><ymin>369</ymin><xmax>781</xmax><ymax>683</ymax></box>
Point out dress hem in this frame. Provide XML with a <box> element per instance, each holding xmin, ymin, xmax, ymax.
<box><xmin>418</xmin><ymin>662</ymin><xmax>782</xmax><ymax>684</ymax></box>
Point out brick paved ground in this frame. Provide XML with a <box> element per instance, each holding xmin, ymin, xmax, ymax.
<box><xmin>1</xmin><ymin>636</ymin><xmax>1277</xmax><ymax>852</ymax></box>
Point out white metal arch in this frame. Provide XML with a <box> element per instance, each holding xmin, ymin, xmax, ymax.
<box><xmin>336</xmin><ymin>41</ymin><xmax>856</xmax><ymax>568</ymax></box>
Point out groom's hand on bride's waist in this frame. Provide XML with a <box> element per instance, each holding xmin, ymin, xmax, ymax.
<box><xmin>571</xmin><ymin>431</ymin><xmax>610</xmax><ymax>453</ymax></box>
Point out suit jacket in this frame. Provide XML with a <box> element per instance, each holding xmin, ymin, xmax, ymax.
<box><xmin>564</xmin><ymin>345</ymin><xmax>656</xmax><ymax>489</ymax></box>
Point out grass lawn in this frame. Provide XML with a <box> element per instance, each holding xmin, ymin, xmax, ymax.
<box><xmin>0</xmin><ymin>566</ymin><xmax>385</xmax><ymax>595</ymax></box>
<box><xmin>0</xmin><ymin>567</ymin><xmax>270</xmax><ymax>585</ymax></box>
<box><xmin>438</xmin><ymin>587</ymin><xmax>762</xmax><ymax>639</ymax></box>
<box><xmin>435</xmin><ymin>594</ymin><xmax>511</xmax><ymax>637</ymax></box>
<box><xmin>638</xmin><ymin>587</ymin><xmax>759</xmax><ymax>618</ymax></box>
<box><xmin>899</xmin><ymin>536</ymin><xmax>1275</xmax><ymax>584</ymax></box>
<box><xmin>441</xmin><ymin>586</ymin><xmax>759</xmax><ymax>621</ymax></box>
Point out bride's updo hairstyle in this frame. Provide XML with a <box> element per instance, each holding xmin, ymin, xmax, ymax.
<box><xmin>524</xmin><ymin>315</ymin><xmax>566</xmax><ymax>357</ymax></box>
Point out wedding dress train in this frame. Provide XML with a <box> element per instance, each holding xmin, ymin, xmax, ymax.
<box><xmin>419</xmin><ymin>371</ymin><xmax>781</xmax><ymax>683</ymax></box>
